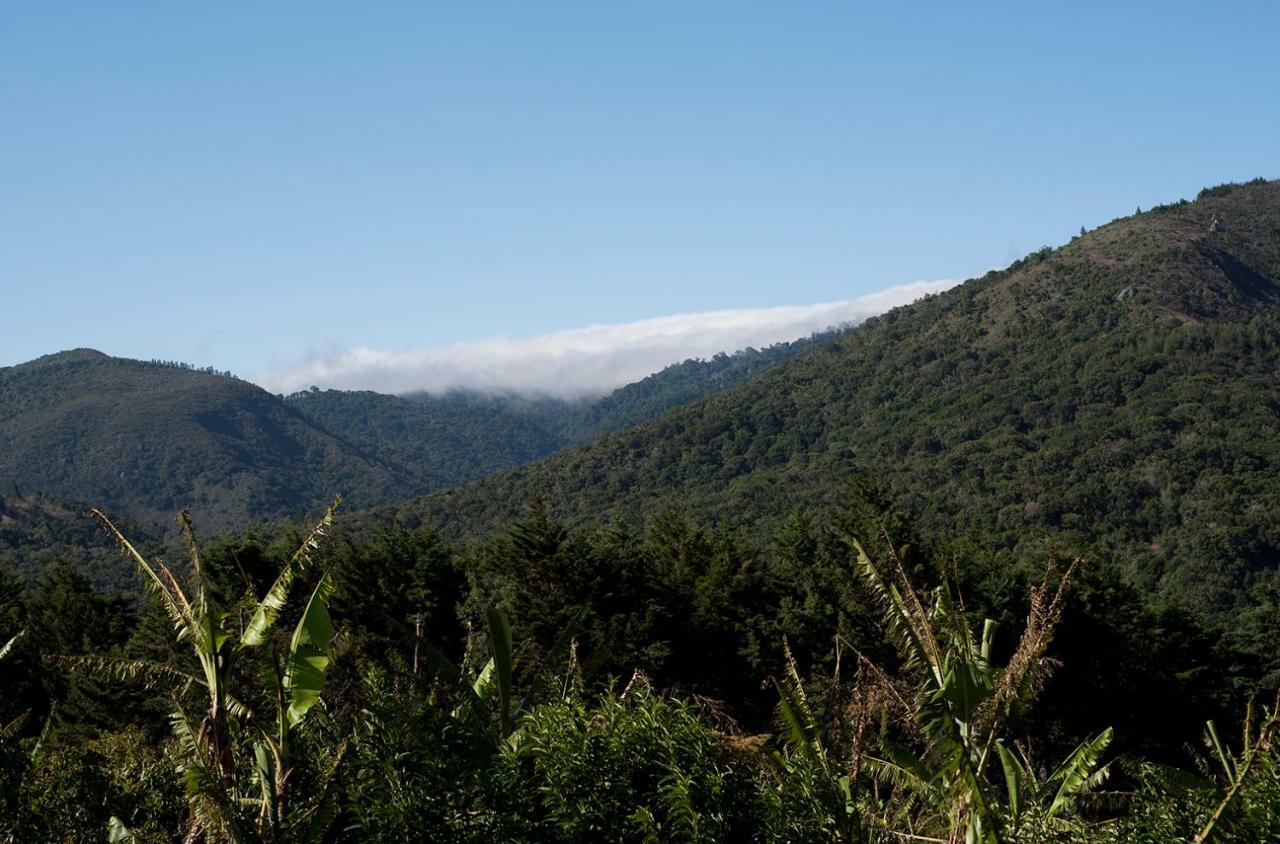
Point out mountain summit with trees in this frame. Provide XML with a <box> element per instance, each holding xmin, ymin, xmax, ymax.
<box><xmin>389</xmin><ymin>178</ymin><xmax>1280</xmax><ymax>618</ymax></box>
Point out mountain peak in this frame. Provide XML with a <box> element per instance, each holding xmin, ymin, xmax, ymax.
<box><xmin>19</xmin><ymin>348</ymin><xmax>112</xmax><ymax>368</ymax></box>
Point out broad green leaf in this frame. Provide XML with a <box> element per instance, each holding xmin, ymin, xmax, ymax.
<box><xmin>996</xmin><ymin>741</ymin><xmax>1023</xmax><ymax>822</ymax></box>
<box><xmin>451</xmin><ymin>657</ymin><xmax>495</xmax><ymax>722</ymax></box>
<box><xmin>284</xmin><ymin>571</ymin><xmax>335</xmax><ymax>727</ymax></box>
<box><xmin>471</xmin><ymin>657</ymin><xmax>496</xmax><ymax>701</ymax></box>
<box><xmin>488</xmin><ymin>607</ymin><xmax>514</xmax><ymax>737</ymax></box>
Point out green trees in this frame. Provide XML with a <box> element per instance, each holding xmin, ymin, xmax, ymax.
<box><xmin>4</xmin><ymin>496</ymin><xmax>1280</xmax><ymax>840</ymax></box>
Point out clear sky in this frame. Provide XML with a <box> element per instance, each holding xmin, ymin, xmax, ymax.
<box><xmin>2</xmin><ymin>2</ymin><xmax>1277</xmax><ymax>386</ymax></box>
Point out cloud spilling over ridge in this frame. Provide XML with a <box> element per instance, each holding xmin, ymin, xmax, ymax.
<box><xmin>254</xmin><ymin>279</ymin><xmax>961</xmax><ymax>398</ymax></box>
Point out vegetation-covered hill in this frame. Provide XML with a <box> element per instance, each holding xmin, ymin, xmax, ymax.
<box><xmin>0</xmin><ymin>351</ymin><xmax>418</xmax><ymax>533</ymax></box>
<box><xmin>0</xmin><ymin>493</ymin><xmax>158</xmax><ymax>588</ymax></box>
<box><xmin>389</xmin><ymin>178</ymin><xmax>1280</xmax><ymax>616</ymax></box>
<box><xmin>285</xmin><ymin>388</ymin><xmax>562</xmax><ymax>489</ymax></box>
<box><xmin>279</xmin><ymin>334</ymin><xmax>842</xmax><ymax>495</ymax></box>
<box><xmin>7</xmin><ymin>180</ymin><xmax>1280</xmax><ymax>843</ymax></box>
<box><xmin>397</xmin><ymin>329</ymin><xmax>839</xmax><ymax>448</ymax></box>
<box><xmin>0</xmin><ymin>334</ymin><xmax>830</xmax><ymax>548</ymax></box>
<box><xmin>541</xmin><ymin>330</ymin><xmax>841</xmax><ymax>445</ymax></box>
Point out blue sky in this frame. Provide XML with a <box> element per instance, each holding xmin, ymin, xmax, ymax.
<box><xmin>2</xmin><ymin>2</ymin><xmax>1277</xmax><ymax>390</ymax></box>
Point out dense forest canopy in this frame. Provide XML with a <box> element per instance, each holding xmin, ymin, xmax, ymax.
<box><xmin>2</xmin><ymin>179</ymin><xmax>1280</xmax><ymax>841</ymax></box>
<box><xmin>0</xmin><ymin>333</ymin><xmax>830</xmax><ymax>561</ymax></box>
<box><xmin>387</xmin><ymin>178</ymin><xmax>1280</xmax><ymax>619</ymax></box>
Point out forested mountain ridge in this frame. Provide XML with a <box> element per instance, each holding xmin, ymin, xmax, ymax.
<box><xmin>285</xmin><ymin>388</ymin><xmax>563</xmax><ymax>488</ymax></box>
<box><xmin>6</xmin><ymin>181</ymin><xmax>1280</xmax><ymax>842</ymax></box>
<box><xmin>0</xmin><ymin>492</ymin><xmax>160</xmax><ymax>589</ymax></box>
<box><xmin>539</xmin><ymin>329</ymin><xmax>841</xmax><ymax>444</ymax></box>
<box><xmin>0</xmin><ymin>332</ymin><xmax>831</xmax><ymax>549</ymax></box>
<box><xmin>0</xmin><ymin>350</ymin><xmax>419</xmax><ymax>533</ymax></box>
<box><xmin>385</xmin><ymin>178</ymin><xmax>1280</xmax><ymax>615</ymax></box>
<box><xmin>399</xmin><ymin>329</ymin><xmax>839</xmax><ymax>446</ymax></box>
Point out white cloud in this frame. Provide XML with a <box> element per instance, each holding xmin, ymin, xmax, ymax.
<box><xmin>253</xmin><ymin>278</ymin><xmax>961</xmax><ymax>398</ymax></box>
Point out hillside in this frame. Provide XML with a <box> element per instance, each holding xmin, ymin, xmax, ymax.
<box><xmin>404</xmin><ymin>330</ymin><xmax>840</xmax><ymax>447</ymax></box>
<box><xmin>0</xmin><ymin>332</ymin><xmax>829</xmax><ymax>545</ymax></box>
<box><xmin>386</xmin><ymin>178</ymin><xmax>1280</xmax><ymax>615</ymax></box>
<box><xmin>285</xmin><ymin>388</ymin><xmax>562</xmax><ymax>488</ymax></box>
<box><xmin>0</xmin><ymin>351</ymin><xmax>419</xmax><ymax>533</ymax></box>
<box><xmin>544</xmin><ymin>330</ymin><xmax>841</xmax><ymax>444</ymax></box>
<box><xmin>0</xmin><ymin>493</ymin><xmax>161</xmax><ymax>589</ymax></box>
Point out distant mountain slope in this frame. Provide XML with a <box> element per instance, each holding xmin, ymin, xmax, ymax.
<box><xmin>546</xmin><ymin>330</ymin><xmax>841</xmax><ymax>444</ymax></box>
<box><xmin>0</xmin><ymin>330</ymin><xmax>830</xmax><ymax>542</ymax></box>
<box><xmin>285</xmin><ymin>388</ymin><xmax>562</xmax><ymax>488</ymax></box>
<box><xmin>403</xmin><ymin>330</ymin><xmax>840</xmax><ymax>447</ymax></box>
<box><xmin>0</xmin><ymin>493</ymin><xmax>157</xmax><ymax>589</ymax></box>
<box><xmin>0</xmin><ymin>351</ymin><xmax>418</xmax><ymax>532</ymax></box>
<box><xmin>387</xmin><ymin>178</ymin><xmax>1280</xmax><ymax>614</ymax></box>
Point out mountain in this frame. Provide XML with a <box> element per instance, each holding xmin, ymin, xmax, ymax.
<box><xmin>384</xmin><ymin>178</ymin><xmax>1280</xmax><ymax>616</ymax></box>
<box><xmin>283</xmin><ymin>336</ymin><xmax>840</xmax><ymax>497</ymax></box>
<box><xmin>0</xmin><ymin>351</ymin><xmax>419</xmax><ymax>533</ymax></box>
<box><xmin>538</xmin><ymin>330</ymin><xmax>841</xmax><ymax>444</ymax></box>
<box><xmin>284</xmin><ymin>388</ymin><xmax>562</xmax><ymax>489</ymax></box>
<box><xmin>403</xmin><ymin>330</ymin><xmax>840</xmax><ymax>446</ymax></box>
<box><xmin>0</xmin><ymin>331</ymin><xmax>830</xmax><ymax>544</ymax></box>
<box><xmin>0</xmin><ymin>492</ymin><xmax>160</xmax><ymax>589</ymax></box>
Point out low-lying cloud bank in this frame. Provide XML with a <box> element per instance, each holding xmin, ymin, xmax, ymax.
<box><xmin>254</xmin><ymin>278</ymin><xmax>961</xmax><ymax>398</ymax></box>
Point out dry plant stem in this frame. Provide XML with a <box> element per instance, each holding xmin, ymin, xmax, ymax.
<box><xmin>1195</xmin><ymin>693</ymin><xmax>1280</xmax><ymax>843</ymax></box>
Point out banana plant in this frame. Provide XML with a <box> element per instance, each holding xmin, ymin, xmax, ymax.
<box><xmin>771</xmin><ymin>639</ymin><xmax>861</xmax><ymax>842</ymax></box>
<box><xmin>852</xmin><ymin>537</ymin><xmax>1098</xmax><ymax>844</ymax></box>
<box><xmin>996</xmin><ymin>728</ymin><xmax>1113</xmax><ymax>832</ymax></box>
<box><xmin>83</xmin><ymin>501</ymin><xmax>343</xmax><ymax>843</ymax></box>
<box><xmin>1193</xmin><ymin>697</ymin><xmax>1280</xmax><ymax>842</ymax></box>
<box><xmin>433</xmin><ymin>605</ymin><xmax>583</xmax><ymax>754</ymax></box>
<box><xmin>773</xmin><ymin>537</ymin><xmax>1110</xmax><ymax>844</ymax></box>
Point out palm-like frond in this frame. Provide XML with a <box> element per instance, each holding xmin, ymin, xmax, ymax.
<box><xmin>93</xmin><ymin>508</ymin><xmax>197</xmax><ymax>643</ymax></box>
<box><xmin>865</xmin><ymin>743</ymin><xmax>939</xmax><ymax>800</ymax></box>
<box><xmin>178</xmin><ymin>509</ymin><xmax>215</xmax><ymax>624</ymax></box>
<box><xmin>774</xmin><ymin>638</ymin><xmax>829</xmax><ymax>774</ymax></box>
<box><xmin>53</xmin><ymin>653</ymin><xmax>203</xmax><ymax>693</ymax></box>
<box><xmin>241</xmin><ymin>498</ymin><xmax>339</xmax><ymax>648</ymax></box>
<box><xmin>1043</xmin><ymin>727</ymin><xmax>1113</xmax><ymax>817</ymax></box>
<box><xmin>487</xmin><ymin>606</ymin><xmax>514</xmax><ymax>738</ymax></box>
<box><xmin>853</xmin><ymin>538</ymin><xmax>944</xmax><ymax>689</ymax></box>
<box><xmin>1196</xmin><ymin>698</ymin><xmax>1280</xmax><ymax>843</ymax></box>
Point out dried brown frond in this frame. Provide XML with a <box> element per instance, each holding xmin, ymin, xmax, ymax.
<box><xmin>620</xmin><ymin>668</ymin><xmax>651</xmax><ymax>701</ymax></box>
<box><xmin>978</xmin><ymin>557</ymin><xmax>1079</xmax><ymax>740</ymax></box>
<box><xmin>835</xmin><ymin>634</ymin><xmax>917</xmax><ymax>727</ymax></box>
<box><xmin>691</xmin><ymin>693</ymin><xmax>743</xmax><ymax>735</ymax></box>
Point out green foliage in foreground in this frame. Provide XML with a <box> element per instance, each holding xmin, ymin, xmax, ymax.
<box><xmin>1</xmin><ymin>499</ymin><xmax>1279</xmax><ymax>842</ymax></box>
